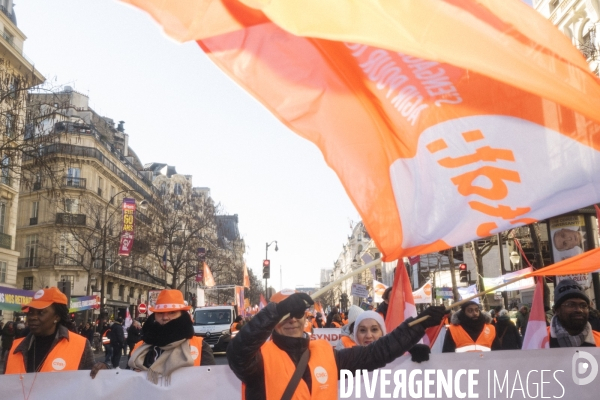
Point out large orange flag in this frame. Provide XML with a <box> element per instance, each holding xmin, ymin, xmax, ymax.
<box><xmin>385</xmin><ymin>262</ymin><xmax>417</xmax><ymax>333</ymax></box>
<box><xmin>204</xmin><ymin>262</ymin><xmax>216</xmax><ymax>287</ymax></box>
<box><xmin>125</xmin><ymin>0</ymin><xmax>600</xmax><ymax>260</ymax></box>
<box><xmin>242</xmin><ymin>262</ymin><xmax>250</xmax><ymax>288</ymax></box>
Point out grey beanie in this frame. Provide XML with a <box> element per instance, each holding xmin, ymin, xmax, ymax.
<box><xmin>554</xmin><ymin>279</ymin><xmax>589</xmax><ymax>308</ymax></box>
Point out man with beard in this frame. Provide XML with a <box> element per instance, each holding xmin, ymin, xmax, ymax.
<box><xmin>548</xmin><ymin>279</ymin><xmax>600</xmax><ymax>347</ymax></box>
<box><xmin>442</xmin><ymin>301</ymin><xmax>498</xmax><ymax>352</ymax></box>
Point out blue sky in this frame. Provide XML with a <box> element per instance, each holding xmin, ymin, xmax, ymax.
<box><xmin>17</xmin><ymin>1</ymin><xmax>360</xmax><ymax>293</ymax></box>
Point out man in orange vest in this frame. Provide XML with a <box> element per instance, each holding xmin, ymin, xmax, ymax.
<box><xmin>4</xmin><ymin>287</ymin><xmax>103</xmax><ymax>375</ymax></box>
<box><xmin>548</xmin><ymin>279</ymin><xmax>600</xmax><ymax>347</ymax></box>
<box><xmin>442</xmin><ymin>301</ymin><xmax>497</xmax><ymax>353</ymax></box>
<box><xmin>227</xmin><ymin>288</ymin><xmax>448</xmax><ymax>399</ymax></box>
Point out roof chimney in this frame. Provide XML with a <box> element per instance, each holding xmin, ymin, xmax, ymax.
<box><xmin>117</xmin><ymin>121</ymin><xmax>125</xmax><ymax>132</ymax></box>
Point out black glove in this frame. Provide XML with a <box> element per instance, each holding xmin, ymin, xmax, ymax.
<box><xmin>276</xmin><ymin>293</ymin><xmax>314</xmax><ymax>319</ymax></box>
<box><xmin>408</xmin><ymin>344</ymin><xmax>431</xmax><ymax>363</ymax></box>
<box><xmin>415</xmin><ymin>305</ymin><xmax>448</xmax><ymax>329</ymax></box>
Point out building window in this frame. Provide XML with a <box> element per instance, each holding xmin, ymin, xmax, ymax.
<box><xmin>25</xmin><ymin>234</ymin><xmax>38</xmax><ymax>261</ymax></box>
<box><xmin>64</xmin><ymin>198</ymin><xmax>79</xmax><ymax>213</ymax></box>
<box><xmin>60</xmin><ymin>275</ymin><xmax>74</xmax><ymax>291</ymax></box>
<box><xmin>0</xmin><ymin>261</ymin><xmax>6</xmax><ymax>283</ymax></box>
<box><xmin>1</xmin><ymin>156</ymin><xmax>10</xmax><ymax>185</ymax></box>
<box><xmin>129</xmin><ymin>287</ymin><xmax>134</xmax><ymax>297</ymax></box>
<box><xmin>174</xmin><ymin>183</ymin><xmax>183</xmax><ymax>195</ymax></box>
<box><xmin>23</xmin><ymin>276</ymin><xmax>33</xmax><ymax>290</ymax></box>
<box><xmin>119</xmin><ymin>284</ymin><xmax>125</xmax><ymax>297</ymax></box>
<box><xmin>7</xmin><ymin>76</ymin><xmax>18</xmax><ymax>99</ymax></box>
<box><xmin>5</xmin><ymin>113</ymin><xmax>13</xmax><ymax>137</ymax></box>
<box><xmin>59</xmin><ymin>233</ymin><xmax>79</xmax><ymax>265</ymax></box>
<box><xmin>107</xmin><ymin>281</ymin><xmax>114</xmax><ymax>296</ymax></box>
<box><xmin>549</xmin><ymin>0</ymin><xmax>559</xmax><ymax>13</ymax></box>
<box><xmin>31</xmin><ymin>201</ymin><xmax>39</xmax><ymax>219</ymax></box>
<box><xmin>98</xmin><ymin>176</ymin><xmax>103</xmax><ymax>196</ymax></box>
<box><xmin>0</xmin><ymin>202</ymin><xmax>5</xmax><ymax>233</ymax></box>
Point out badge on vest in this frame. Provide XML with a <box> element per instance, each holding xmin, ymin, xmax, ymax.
<box><xmin>52</xmin><ymin>358</ymin><xmax>67</xmax><ymax>371</ymax></box>
<box><xmin>190</xmin><ymin>345</ymin><xmax>199</xmax><ymax>360</ymax></box>
<box><xmin>314</xmin><ymin>365</ymin><xmax>329</xmax><ymax>388</ymax></box>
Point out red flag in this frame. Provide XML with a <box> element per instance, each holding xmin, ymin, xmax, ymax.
<box><xmin>385</xmin><ymin>262</ymin><xmax>417</xmax><ymax>333</ymax></box>
<box><xmin>422</xmin><ymin>315</ymin><xmax>448</xmax><ymax>348</ymax></box>
<box><xmin>522</xmin><ymin>278</ymin><xmax>550</xmax><ymax>350</ymax></box>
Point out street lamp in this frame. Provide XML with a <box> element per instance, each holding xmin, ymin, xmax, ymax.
<box><xmin>265</xmin><ymin>240</ymin><xmax>278</xmax><ymax>297</ymax></box>
<box><xmin>509</xmin><ymin>251</ymin><xmax>521</xmax><ymax>269</ymax></box>
<box><xmin>98</xmin><ymin>189</ymin><xmax>148</xmax><ymax>333</ymax></box>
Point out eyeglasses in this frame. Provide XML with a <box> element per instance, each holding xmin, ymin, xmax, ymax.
<box><xmin>561</xmin><ymin>301</ymin><xmax>589</xmax><ymax>310</ymax></box>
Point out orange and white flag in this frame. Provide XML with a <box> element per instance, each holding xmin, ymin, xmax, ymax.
<box><xmin>125</xmin><ymin>0</ymin><xmax>600</xmax><ymax>260</ymax></box>
<box><xmin>385</xmin><ymin>262</ymin><xmax>417</xmax><ymax>333</ymax></box>
<box><xmin>242</xmin><ymin>262</ymin><xmax>250</xmax><ymax>288</ymax></box>
<box><xmin>522</xmin><ymin>277</ymin><xmax>550</xmax><ymax>350</ymax></box>
<box><xmin>204</xmin><ymin>262</ymin><xmax>216</xmax><ymax>287</ymax></box>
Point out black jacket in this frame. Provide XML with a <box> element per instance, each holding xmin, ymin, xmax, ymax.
<box><xmin>126</xmin><ymin>325</ymin><xmax>142</xmax><ymax>348</ymax></box>
<box><xmin>227</xmin><ymin>302</ymin><xmax>425</xmax><ymax>400</ymax></box>
<box><xmin>494</xmin><ymin>318</ymin><xmax>522</xmax><ymax>350</ymax></box>
<box><xmin>109</xmin><ymin>323</ymin><xmax>125</xmax><ymax>347</ymax></box>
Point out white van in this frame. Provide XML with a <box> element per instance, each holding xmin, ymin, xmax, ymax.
<box><xmin>193</xmin><ymin>305</ymin><xmax>237</xmax><ymax>352</ymax></box>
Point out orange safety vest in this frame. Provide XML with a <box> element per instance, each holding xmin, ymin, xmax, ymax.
<box><xmin>131</xmin><ymin>336</ymin><xmax>204</xmax><ymax>366</ymax></box>
<box><xmin>5</xmin><ymin>332</ymin><xmax>87</xmax><ymax>374</ymax></box>
<box><xmin>448</xmin><ymin>324</ymin><xmax>496</xmax><ymax>352</ymax></box>
<box><xmin>546</xmin><ymin>326</ymin><xmax>600</xmax><ymax>347</ymax></box>
<box><xmin>340</xmin><ymin>336</ymin><xmax>357</xmax><ymax>348</ymax></box>
<box><xmin>102</xmin><ymin>329</ymin><xmax>111</xmax><ymax>345</ymax></box>
<box><xmin>231</xmin><ymin>322</ymin><xmax>240</xmax><ymax>332</ymax></box>
<box><xmin>259</xmin><ymin>339</ymin><xmax>338</xmax><ymax>400</ymax></box>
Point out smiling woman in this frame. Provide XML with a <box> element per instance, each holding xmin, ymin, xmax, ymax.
<box><xmin>3</xmin><ymin>287</ymin><xmax>99</xmax><ymax>375</ymax></box>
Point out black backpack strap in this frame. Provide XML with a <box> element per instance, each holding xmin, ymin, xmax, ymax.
<box><xmin>281</xmin><ymin>348</ymin><xmax>310</xmax><ymax>400</ymax></box>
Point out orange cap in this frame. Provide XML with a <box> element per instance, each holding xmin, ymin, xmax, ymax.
<box><xmin>149</xmin><ymin>289</ymin><xmax>191</xmax><ymax>312</ymax></box>
<box><xmin>269</xmin><ymin>288</ymin><xmax>297</xmax><ymax>303</ymax></box>
<box><xmin>22</xmin><ymin>287</ymin><xmax>68</xmax><ymax>310</ymax></box>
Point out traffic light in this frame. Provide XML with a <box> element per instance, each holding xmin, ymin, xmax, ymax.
<box><xmin>57</xmin><ymin>280</ymin><xmax>71</xmax><ymax>306</ymax></box>
<box><xmin>263</xmin><ymin>259</ymin><xmax>271</xmax><ymax>279</ymax></box>
<box><xmin>459</xmin><ymin>263</ymin><xmax>468</xmax><ymax>283</ymax></box>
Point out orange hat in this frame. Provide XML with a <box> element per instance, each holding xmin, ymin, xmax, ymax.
<box><xmin>149</xmin><ymin>289</ymin><xmax>191</xmax><ymax>312</ymax></box>
<box><xmin>22</xmin><ymin>287</ymin><xmax>68</xmax><ymax>310</ymax></box>
<box><xmin>269</xmin><ymin>288</ymin><xmax>298</xmax><ymax>303</ymax></box>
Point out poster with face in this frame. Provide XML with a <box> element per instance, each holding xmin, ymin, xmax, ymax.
<box><xmin>549</xmin><ymin>215</ymin><xmax>591</xmax><ymax>289</ymax></box>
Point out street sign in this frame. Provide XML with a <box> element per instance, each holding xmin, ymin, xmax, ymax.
<box><xmin>366</xmin><ymin>296</ymin><xmax>373</xmax><ymax>303</ymax></box>
<box><xmin>138</xmin><ymin>303</ymin><xmax>147</xmax><ymax>313</ymax></box>
<box><xmin>350</xmin><ymin>283</ymin><xmax>369</xmax><ymax>298</ymax></box>
<box><xmin>494</xmin><ymin>291</ymin><xmax>502</xmax><ymax>300</ymax></box>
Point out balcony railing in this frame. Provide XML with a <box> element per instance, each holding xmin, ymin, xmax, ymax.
<box><xmin>136</xmin><ymin>212</ymin><xmax>152</xmax><ymax>225</ymax></box>
<box><xmin>56</xmin><ymin>213</ymin><xmax>86</xmax><ymax>226</ymax></box>
<box><xmin>63</xmin><ymin>176</ymin><xmax>86</xmax><ymax>189</ymax></box>
<box><xmin>18</xmin><ymin>257</ymin><xmax>41</xmax><ymax>269</ymax></box>
<box><xmin>29</xmin><ymin>217</ymin><xmax>38</xmax><ymax>226</ymax></box>
<box><xmin>32</xmin><ymin>182</ymin><xmax>42</xmax><ymax>191</ymax></box>
<box><xmin>0</xmin><ymin>232</ymin><xmax>11</xmax><ymax>249</ymax></box>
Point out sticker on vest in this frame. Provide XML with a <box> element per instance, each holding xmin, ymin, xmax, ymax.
<box><xmin>190</xmin><ymin>345</ymin><xmax>199</xmax><ymax>360</ymax></box>
<box><xmin>34</xmin><ymin>290</ymin><xmax>45</xmax><ymax>299</ymax></box>
<box><xmin>52</xmin><ymin>358</ymin><xmax>66</xmax><ymax>371</ymax></box>
<box><xmin>314</xmin><ymin>366</ymin><xmax>328</xmax><ymax>384</ymax></box>
<box><xmin>484</xmin><ymin>327</ymin><xmax>490</xmax><ymax>335</ymax></box>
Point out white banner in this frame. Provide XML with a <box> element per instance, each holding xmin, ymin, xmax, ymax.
<box><xmin>412</xmin><ymin>280</ymin><xmax>433</xmax><ymax>304</ymax></box>
<box><xmin>2</xmin><ymin>348</ymin><xmax>600</xmax><ymax>399</ymax></box>
<box><xmin>457</xmin><ymin>284</ymin><xmax>480</xmax><ymax>304</ymax></box>
<box><xmin>196</xmin><ymin>288</ymin><xmax>205</xmax><ymax>307</ymax></box>
<box><xmin>311</xmin><ymin>328</ymin><xmax>342</xmax><ymax>349</ymax></box>
<box><xmin>373</xmin><ymin>279</ymin><xmax>389</xmax><ymax>303</ymax></box>
<box><xmin>350</xmin><ymin>283</ymin><xmax>369</xmax><ymax>298</ymax></box>
<box><xmin>482</xmin><ymin>267</ymin><xmax>535</xmax><ymax>292</ymax></box>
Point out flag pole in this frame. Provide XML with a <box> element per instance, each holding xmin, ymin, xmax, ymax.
<box><xmin>408</xmin><ymin>273</ymin><xmax>532</xmax><ymax>327</ymax></box>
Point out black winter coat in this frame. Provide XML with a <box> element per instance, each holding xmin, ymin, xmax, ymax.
<box><xmin>109</xmin><ymin>323</ymin><xmax>125</xmax><ymax>347</ymax></box>
<box><xmin>126</xmin><ymin>325</ymin><xmax>142</xmax><ymax>348</ymax></box>
<box><xmin>494</xmin><ymin>318</ymin><xmax>522</xmax><ymax>350</ymax></box>
<box><xmin>227</xmin><ymin>302</ymin><xmax>425</xmax><ymax>400</ymax></box>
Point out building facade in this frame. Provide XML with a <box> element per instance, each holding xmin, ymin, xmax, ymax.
<box><xmin>0</xmin><ymin>0</ymin><xmax>44</xmax><ymax>322</ymax></box>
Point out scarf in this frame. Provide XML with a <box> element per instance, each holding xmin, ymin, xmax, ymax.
<box><xmin>128</xmin><ymin>313</ymin><xmax>195</xmax><ymax>385</ymax></box>
<box><xmin>550</xmin><ymin>316</ymin><xmax>595</xmax><ymax>348</ymax></box>
<box><xmin>457</xmin><ymin>311</ymin><xmax>487</xmax><ymax>341</ymax></box>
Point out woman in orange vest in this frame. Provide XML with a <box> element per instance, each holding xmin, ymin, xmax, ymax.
<box><xmin>125</xmin><ymin>289</ymin><xmax>215</xmax><ymax>385</ymax></box>
<box><xmin>4</xmin><ymin>287</ymin><xmax>103</xmax><ymax>375</ymax></box>
<box><xmin>228</xmin><ymin>289</ymin><xmax>448</xmax><ymax>399</ymax></box>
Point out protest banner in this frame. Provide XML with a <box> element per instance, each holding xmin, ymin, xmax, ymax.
<box><xmin>0</xmin><ymin>287</ymin><xmax>34</xmax><ymax>311</ymax></box>
<box><xmin>482</xmin><ymin>267</ymin><xmax>535</xmax><ymax>292</ymax></box>
<box><xmin>311</xmin><ymin>328</ymin><xmax>342</xmax><ymax>349</ymax></box>
<box><xmin>2</xmin><ymin>348</ymin><xmax>599</xmax><ymax>399</ymax></box>
<box><xmin>69</xmin><ymin>295</ymin><xmax>99</xmax><ymax>313</ymax></box>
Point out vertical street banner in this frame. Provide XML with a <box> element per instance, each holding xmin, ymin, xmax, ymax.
<box><xmin>549</xmin><ymin>215</ymin><xmax>592</xmax><ymax>289</ymax></box>
<box><xmin>118</xmin><ymin>198</ymin><xmax>136</xmax><ymax>256</ymax></box>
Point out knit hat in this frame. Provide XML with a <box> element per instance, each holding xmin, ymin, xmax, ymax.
<box><xmin>347</xmin><ymin>305</ymin><xmax>364</xmax><ymax>326</ymax></box>
<box><xmin>22</xmin><ymin>287</ymin><xmax>68</xmax><ymax>310</ymax></box>
<box><xmin>149</xmin><ymin>289</ymin><xmax>191</xmax><ymax>312</ymax></box>
<box><xmin>554</xmin><ymin>279</ymin><xmax>590</xmax><ymax>308</ymax></box>
<box><xmin>460</xmin><ymin>301</ymin><xmax>480</xmax><ymax>312</ymax></box>
<box><xmin>354</xmin><ymin>311</ymin><xmax>387</xmax><ymax>335</ymax></box>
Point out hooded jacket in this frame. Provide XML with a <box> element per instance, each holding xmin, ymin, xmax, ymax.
<box><xmin>227</xmin><ymin>302</ymin><xmax>425</xmax><ymax>400</ymax></box>
<box><xmin>442</xmin><ymin>309</ymin><xmax>500</xmax><ymax>353</ymax></box>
